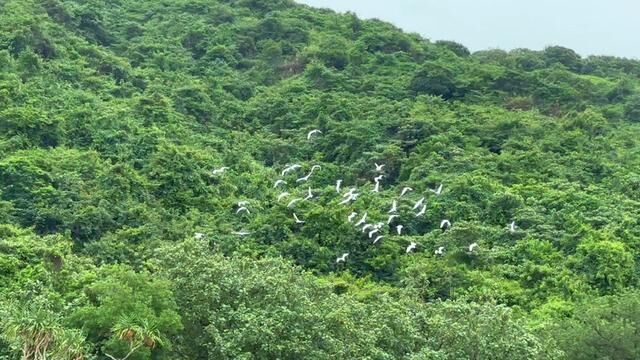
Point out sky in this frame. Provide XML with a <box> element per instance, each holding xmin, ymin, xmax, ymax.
<box><xmin>296</xmin><ymin>0</ymin><xmax>640</xmax><ymax>59</ymax></box>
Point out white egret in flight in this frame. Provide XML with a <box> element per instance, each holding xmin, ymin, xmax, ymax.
<box><xmin>274</xmin><ymin>179</ymin><xmax>287</xmax><ymax>188</ymax></box>
<box><xmin>368</xmin><ymin>228</ymin><xmax>379</xmax><ymax>238</ymax></box>
<box><xmin>342</xmin><ymin>187</ymin><xmax>356</xmax><ymax>198</ymax></box>
<box><xmin>362</xmin><ymin>224</ymin><xmax>374</xmax><ymax>233</ymax></box>
<box><xmin>237</xmin><ymin>201</ymin><xmax>249</xmax><ymax>207</ymax></box>
<box><xmin>211</xmin><ymin>167</ymin><xmax>229</xmax><ymax>175</ymax></box>
<box><xmin>296</xmin><ymin>173</ymin><xmax>312</xmax><ymax>183</ymax></box>
<box><xmin>307</xmin><ymin>129</ymin><xmax>322</xmax><ymax>140</ymax></box>
<box><xmin>304</xmin><ymin>187</ymin><xmax>313</xmax><ymax>201</ymax></box>
<box><xmin>430</xmin><ymin>184</ymin><xmax>443</xmax><ymax>195</ymax></box>
<box><xmin>374</xmin><ymin>163</ymin><xmax>385</xmax><ymax>172</ymax></box>
<box><xmin>194</xmin><ymin>232</ymin><xmax>205</xmax><ymax>240</ymax></box>
<box><xmin>372</xmin><ymin>181</ymin><xmax>380</xmax><ymax>193</ymax></box>
<box><xmin>415</xmin><ymin>205</ymin><xmax>426</xmax><ymax>217</ymax></box>
<box><xmin>336</xmin><ymin>179</ymin><xmax>342</xmax><ymax>193</ymax></box>
<box><xmin>232</xmin><ymin>231</ymin><xmax>252</xmax><ymax>236</ymax></box>
<box><xmin>339</xmin><ymin>192</ymin><xmax>358</xmax><ymax>205</ymax></box>
<box><xmin>406</xmin><ymin>242</ymin><xmax>417</xmax><ymax>253</ymax></box>
<box><xmin>293</xmin><ymin>213</ymin><xmax>305</xmax><ymax>224</ymax></box>
<box><xmin>440</xmin><ymin>219</ymin><xmax>451</xmax><ymax>230</ymax></box>
<box><xmin>287</xmin><ymin>198</ymin><xmax>302</xmax><ymax>208</ymax></box>
<box><xmin>412</xmin><ymin>197</ymin><xmax>425</xmax><ymax>210</ymax></box>
<box><xmin>387</xmin><ymin>214</ymin><xmax>399</xmax><ymax>224</ymax></box>
<box><xmin>400</xmin><ymin>187</ymin><xmax>413</xmax><ymax>197</ymax></box>
<box><xmin>355</xmin><ymin>212</ymin><xmax>368</xmax><ymax>226</ymax></box>
<box><xmin>236</xmin><ymin>207</ymin><xmax>250</xmax><ymax>215</ymax></box>
<box><xmin>468</xmin><ymin>243</ymin><xmax>479</xmax><ymax>252</ymax></box>
<box><xmin>281</xmin><ymin>164</ymin><xmax>301</xmax><ymax>176</ymax></box>
<box><xmin>339</xmin><ymin>195</ymin><xmax>354</xmax><ymax>205</ymax></box>
<box><xmin>348</xmin><ymin>212</ymin><xmax>358</xmax><ymax>222</ymax></box>
<box><xmin>373</xmin><ymin>235</ymin><xmax>384</xmax><ymax>244</ymax></box>
<box><xmin>336</xmin><ymin>253</ymin><xmax>349</xmax><ymax>263</ymax></box>
<box><xmin>396</xmin><ymin>225</ymin><xmax>404</xmax><ymax>235</ymax></box>
<box><xmin>435</xmin><ymin>246</ymin><xmax>445</xmax><ymax>255</ymax></box>
<box><xmin>296</xmin><ymin>165</ymin><xmax>321</xmax><ymax>183</ymax></box>
<box><xmin>508</xmin><ymin>221</ymin><xmax>517</xmax><ymax>233</ymax></box>
<box><xmin>388</xmin><ymin>200</ymin><xmax>397</xmax><ymax>213</ymax></box>
<box><xmin>277</xmin><ymin>192</ymin><xmax>290</xmax><ymax>201</ymax></box>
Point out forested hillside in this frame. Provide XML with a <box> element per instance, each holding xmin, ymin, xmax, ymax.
<box><xmin>2</xmin><ymin>0</ymin><xmax>640</xmax><ymax>358</ymax></box>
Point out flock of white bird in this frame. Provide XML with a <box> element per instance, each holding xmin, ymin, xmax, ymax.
<box><xmin>208</xmin><ymin>129</ymin><xmax>518</xmax><ymax>266</ymax></box>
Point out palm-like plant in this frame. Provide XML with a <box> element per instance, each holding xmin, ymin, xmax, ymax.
<box><xmin>51</xmin><ymin>329</ymin><xmax>89</xmax><ymax>360</ymax></box>
<box><xmin>0</xmin><ymin>301</ymin><xmax>88</xmax><ymax>360</ymax></box>
<box><xmin>105</xmin><ymin>315</ymin><xmax>163</xmax><ymax>360</ymax></box>
<box><xmin>1</xmin><ymin>302</ymin><xmax>59</xmax><ymax>360</ymax></box>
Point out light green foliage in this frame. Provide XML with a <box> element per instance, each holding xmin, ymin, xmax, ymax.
<box><xmin>412</xmin><ymin>301</ymin><xmax>563</xmax><ymax>360</ymax></box>
<box><xmin>154</xmin><ymin>238</ymin><xmax>423</xmax><ymax>359</ymax></box>
<box><xmin>572</xmin><ymin>235</ymin><xmax>635</xmax><ymax>293</ymax></box>
<box><xmin>624</xmin><ymin>94</ymin><xmax>640</xmax><ymax>121</ymax></box>
<box><xmin>154</xmin><ymin>238</ymin><xmax>554</xmax><ymax>359</ymax></box>
<box><xmin>551</xmin><ymin>291</ymin><xmax>640</xmax><ymax>360</ymax></box>
<box><xmin>409</xmin><ymin>61</ymin><xmax>463</xmax><ymax>99</ymax></box>
<box><xmin>67</xmin><ymin>266</ymin><xmax>182</xmax><ymax>359</ymax></box>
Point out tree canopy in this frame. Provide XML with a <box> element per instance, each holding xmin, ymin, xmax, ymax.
<box><xmin>2</xmin><ymin>0</ymin><xmax>640</xmax><ymax>358</ymax></box>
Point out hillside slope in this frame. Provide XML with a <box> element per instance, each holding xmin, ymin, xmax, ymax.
<box><xmin>2</xmin><ymin>0</ymin><xmax>640</xmax><ymax>358</ymax></box>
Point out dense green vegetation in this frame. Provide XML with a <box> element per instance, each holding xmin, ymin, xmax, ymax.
<box><xmin>1</xmin><ymin>0</ymin><xmax>640</xmax><ymax>358</ymax></box>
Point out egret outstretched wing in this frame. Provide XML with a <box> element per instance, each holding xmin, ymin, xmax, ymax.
<box><xmin>236</xmin><ymin>207</ymin><xmax>250</xmax><ymax>215</ymax></box>
<box><xmin>400</xmin><ymin>187</ymin><xmax>413</xmax><ymax>197</ymax></box>
<box><xmin>412</xmin><ymin>197</ymin><xmax>425</xmax><ymax>210</ymax></box>
<box><xmin>287</xmin><ymin>198</ymin><xmax>302</xmax><ymax>208</ymax></box>
<box><xmin>304</xmin><ymin>187</ymin><xmax>313</xmax><ymax>201</ymax></box>
<box><xmin>281</xmin><ymin>164</ymin><xmax>301</xmax><ymax>176</ymax></box>
<box><xmin>307</xmin><ymin>129</ymin><xmax>322</xmax><ymax>140</ymax></box>
<box><xmin>388</xmin><ymin>200</ymin><xmax>398</xmax><ymax>213</ymax></box>
<box><xmin>355</xmin><ymin>212</ymin><xmax>368</xmax><ymax>226</ymax></box>
<box><xmin>212</xmin><ymin>166</ymin><xmax>229</xmax><ymax>175</ymax></box>
<box><xmin>372</xmin><ymin>181</ymin><xmax>380</xmax><ymax>193</ymax></box>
